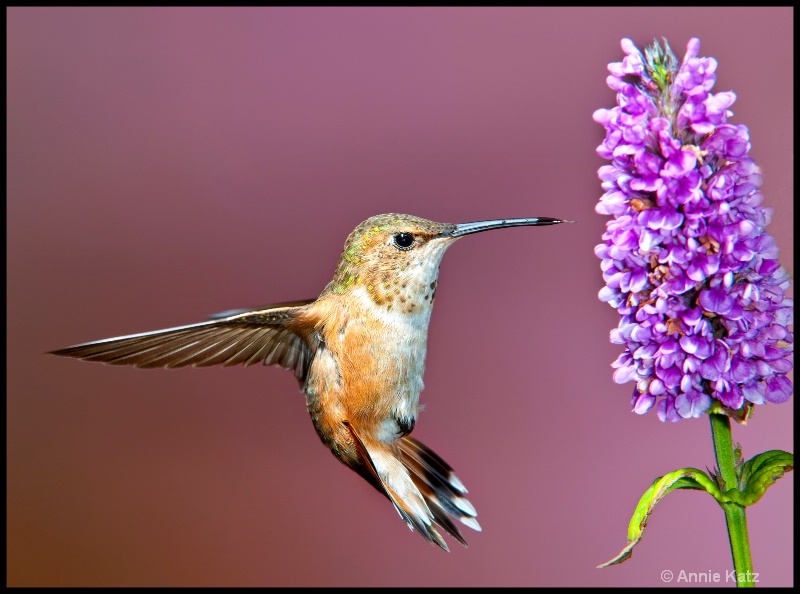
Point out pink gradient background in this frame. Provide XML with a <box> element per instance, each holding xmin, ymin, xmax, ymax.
<box><xmin>7</xmin><ymin>7</ymin><xmax>793</xmax><ymax>587</ymax></box>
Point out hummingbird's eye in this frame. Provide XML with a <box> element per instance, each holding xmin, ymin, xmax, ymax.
<box><xmin>392</xmin><ymin>232</ymin><xmax>415</xmax><ymax>250</ymax></box>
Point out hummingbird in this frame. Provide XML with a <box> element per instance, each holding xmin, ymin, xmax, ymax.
<box><xmin>51</xmin><ymin>213</ymin><xmax>572</xmax><ymax>551</ymax></box>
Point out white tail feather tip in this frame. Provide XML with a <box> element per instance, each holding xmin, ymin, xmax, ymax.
<box><xmin>454</xmin><ymin>496</ymin><xmax>477</xmax><ymax>517</ymax></box>
<box><xmin>448</xmin><ymin>472</ymin><xmax>467</xmax><ymax>494</ymax></box>
<box><xmin>460</xmin><ymin>516</ymin><xmax>482</xmax><ymax>532</ymax></box>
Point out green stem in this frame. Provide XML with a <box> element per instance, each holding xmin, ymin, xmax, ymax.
<box><xmin>709</xmin><ymin>413</ymin><xmax>755</xmax><ymax>587</ymax></box>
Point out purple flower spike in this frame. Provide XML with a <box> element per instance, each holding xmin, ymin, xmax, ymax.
<box><xmin>595</xmin><ymin>38</ymin><xmax>793</xmax><ymax>422</ymax></box>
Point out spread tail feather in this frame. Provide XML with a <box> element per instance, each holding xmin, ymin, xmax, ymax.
<box><xmin>399</xmin><ymin>436</ymin><xmax>481</xmax><ymax>541</ymax></box>
<box><xmin>343</xmin><ymin>422</ymin><xmax>479</xmax><ymax>551</ymax></box>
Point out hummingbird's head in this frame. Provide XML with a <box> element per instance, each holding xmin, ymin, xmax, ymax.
<box><xmin>325</xmin><ymin>213</ymin><xmax>573</xmax><ymax>313</ymax></box>
<box><xmin>327</xmin><ymin>214</ymin><xmax>457</xmax><ymax>312</ymax></box>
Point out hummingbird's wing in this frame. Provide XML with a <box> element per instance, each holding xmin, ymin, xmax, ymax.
<box><xmin>49</xmin><ymin>300</ymin><xmax>317</xmax><ymax>385</ymax></box>
<box><xmin>205</xmin><ymin>300</ymin><xmax>316</xmax><ymax>320</ymax></box>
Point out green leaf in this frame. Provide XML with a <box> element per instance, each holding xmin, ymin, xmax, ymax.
<box><xmin>598</xmin><ymin>451</ymin><xmax>794</xmax><ymax>568</ymax></box>
<box><xmin>598</xmin><ymin>468</ymin><xmax>726</xmax><ymax>568</ymax></box>
<box><xmin>733</xmin><ymin>450</ymin><xmax>794</xmax><ymax>506</ymax></box>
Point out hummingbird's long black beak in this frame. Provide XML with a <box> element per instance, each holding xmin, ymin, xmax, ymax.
<box><xmin>449</xmin><ymin>217</ymin><xmax>575</xmax><ymax>237</ymax></box>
